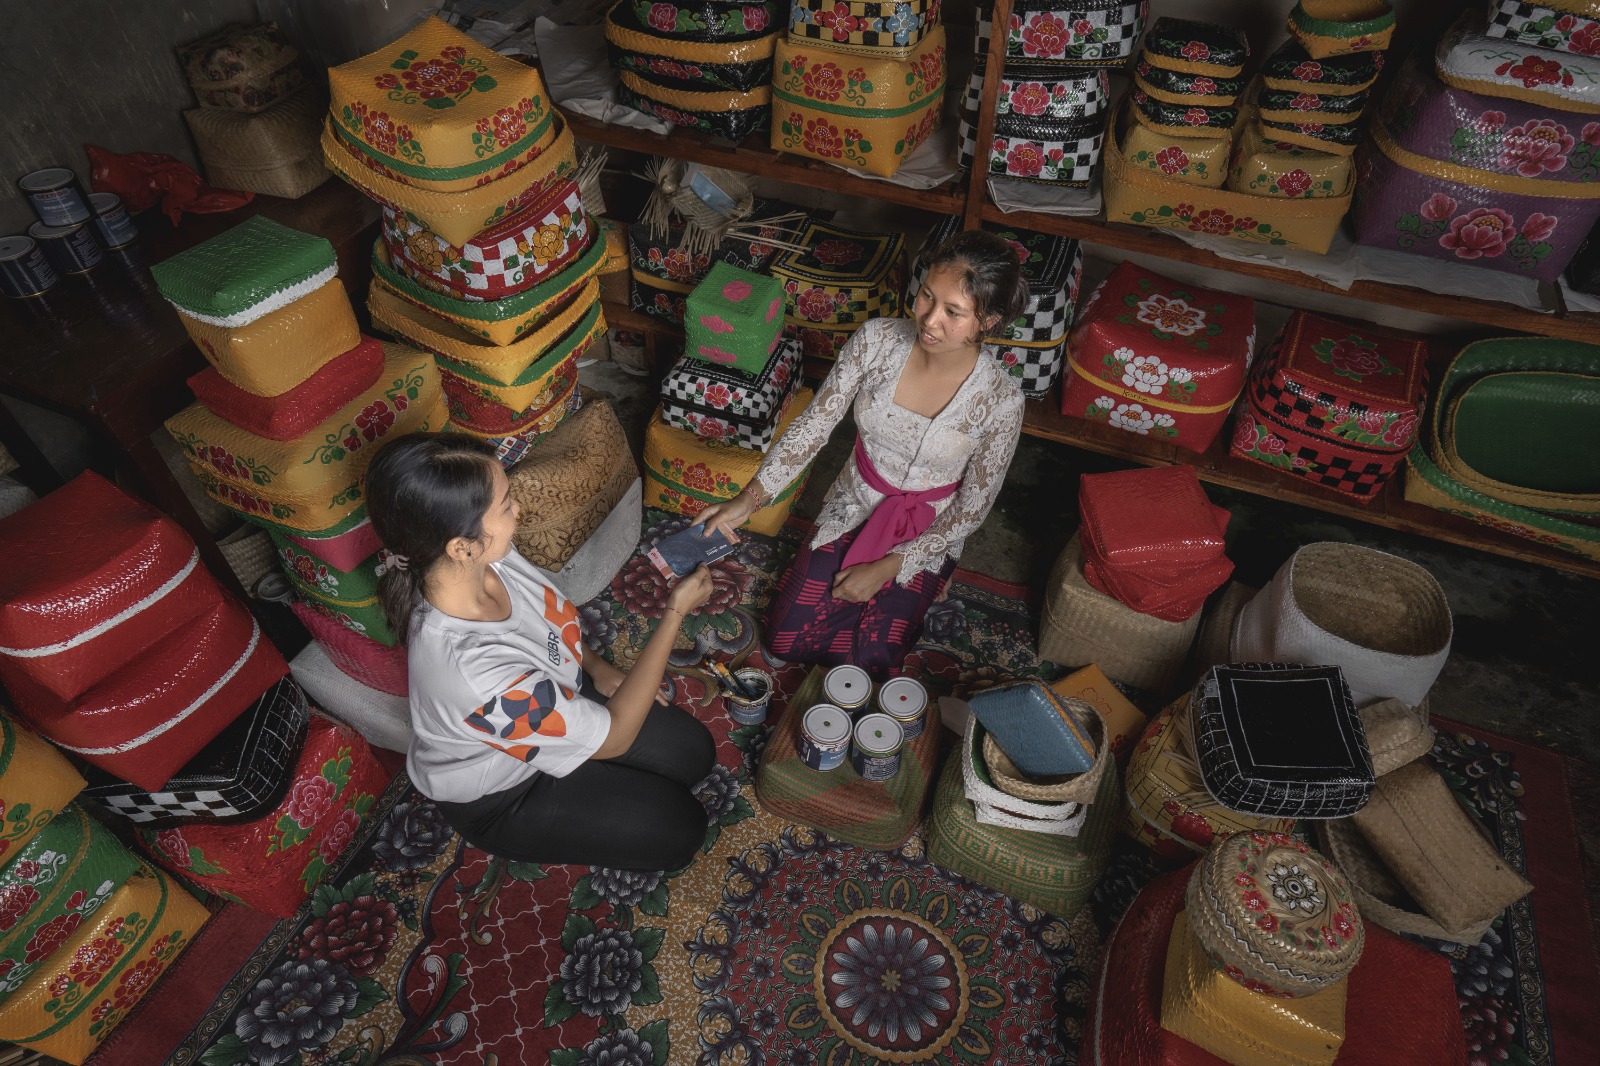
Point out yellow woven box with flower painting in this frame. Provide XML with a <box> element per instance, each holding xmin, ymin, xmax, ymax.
<box><xmin>771</xmin><ymin>27</ymin><xmax>946</xmax><ymax>178</ymax></box>
<box><xmin>1104</xmin><ymin>99</ymin><xmax>1353</xmax><ymax>254</ymax></box>
<box><xmin>327</xmin><ymin>17</ymin><xmax>557</xmax><ymax>193</ymax></box>
<box><xmin>643</xmin><ymin>389</ymin><xmax>814</xmax><ymax>537</ymax></box>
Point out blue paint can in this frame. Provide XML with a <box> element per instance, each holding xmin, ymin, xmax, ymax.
<box><xmin>0</xmin><ymin>235</ymin><xmax>58</xmax><ymax>299</ymax></box>
<box><xmin>850</xmin><ymin>713</ymin><xmax>904</xmax><ymax>781</ymax></box>
<box><xmin>797</xmin><ymin>704</ymin><xmax>851</xmax><ymax>772</ymax></box>
<box><xmin>89</xmin><ymin>192</ymin><xmax>139</xmax><ymax>249</ymax></box>
<box><xmin>18</xmin><ymin>168</ymin><xmax>92</xmax><ymax>226</ymax></box>
<box><xmin>28</xmin><ymin>220</ymin><xmax>102</xmax><ymax>275</ymax></box>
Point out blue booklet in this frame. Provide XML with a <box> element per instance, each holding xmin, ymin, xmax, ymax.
<box><xmin>647</xmin><ymin>524</ymin><xmax>740</xmax><ymax>579</ymax></box>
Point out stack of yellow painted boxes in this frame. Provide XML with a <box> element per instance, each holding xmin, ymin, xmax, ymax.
<box><xmin>0</xmin><ymin>709</ymin><xmax>207</xmax><ymax>1064</ymax></box>
<box><xmin>770</xmin><ymin>0</ymin><xmax>948</xmax><ymax>177</ymax></box>
<box><xmin>154</xmin><ymin>215</ymin><xmax>445</xmax><ymax>676</ymax></box>
<box><xmin>325</xmin><ymin>17</ymin><xmax>606</xmax><ymax>464</ymax></box>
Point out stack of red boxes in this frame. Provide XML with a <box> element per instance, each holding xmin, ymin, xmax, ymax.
<box><xmin>1231</xmin><ymin>310</ymin><xmax>1429</xmax><ymax>502</ymax></box>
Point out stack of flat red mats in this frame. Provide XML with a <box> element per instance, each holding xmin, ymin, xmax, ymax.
<box><xmin>0</xmin><ymin>473</ymin><xmax>287</xmax><ymax>790</ymax></box>
<box><xmin>1077</xmin><ymin>465</ymin><xmax>1233</xmax><ymax>623</ymax></box>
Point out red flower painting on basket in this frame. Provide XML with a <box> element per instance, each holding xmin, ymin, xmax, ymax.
<box><xmin>399</xmin><ymin>54</ymin><xmax>476</xmax><ymax>100</ymax></box>
<box><xmin>1277</xmin><ymin>169</ymin><xmax>1312</xmax><ymax>197</ymax></box>
<box><xmin>1181</xmin><ymin>41</ymin><xmax>1211</xmax><ymax>62</ymax></box>
<box><xmin>1500</xmin><ymin>119</ymin><xmax>1574</xmax><ymax>176</ymax></box>
<box><xmin>1009</xmin><ymin>82</ymin><xmax>1051</xmax><ymax>116</ymax></box>
<box><xmin>1440</xmin><ymin>207</ymin><xmax>1517</xmax><ymax>259</ymax></box>
<box><xmin>742</xmin><ymin>5</ymin><xmax>769</xmax><ymax>31</ymax></box>
<box><xmin>796</xmin><ymin>287</ymin><xmax>839</xmax><ymax>322</ymax></box>
<box><xmin>1570</xmin><ymin>23</ymin><xmax>1600</xmax><ymax>56</ymax></box>
<box><xmin>1006</xmin><ymin>142</ymin><xmax>1045</xmax><ymax>177</ymax></box>
<box><xmin>801</xmin><ymin>61</ymin><xmax>847</xmax><ymax>102</ymax></box>
<box><xmin>813</xmin><ymin>238</ymin><xmax>863</xmax><ymax>266</ymax></box>
<box><xmin>356</xmin><ymin>400</ymin><xmax>396</xmax><ymax>442</ymax></box>
<box><xmin>1495</xmin><ymin>55</ymin><xmax>1574</xmax><ymax>88</ymax></box>
<box><xmin>1154</xmin><ymin>146</ymin><xmax>1189</xmax><ymax>174</ymax></box>
<box><xmin>1294</xmin><ymin>61</ymin><xmax>1323</xmax><ymax>81</ymax></box>
<box><xmin>648</xmin><ymin>3</ymin><xmax>678</xmax><ymax>32</ymax></box>
<box><xmin>1020</xmin><ymin>14</ymin><xmax>1070</xmax><ymax>59</ymax></box>
<box><xmin>801</xmin><ymin>117</ymin><xmax>844</xmax><ymax>159</ymax></box>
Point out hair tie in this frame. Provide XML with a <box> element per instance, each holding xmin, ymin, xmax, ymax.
<box><xmin>388</xmin><ymin>554</ymin><xmax>409</xmax><ymax>572</ymax></box>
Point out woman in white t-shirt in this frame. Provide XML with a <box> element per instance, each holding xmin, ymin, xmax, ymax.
<box><xmin>365</xmin><ymin>433</ymin><xmax>715</xmax><ymax>871</ymax></box>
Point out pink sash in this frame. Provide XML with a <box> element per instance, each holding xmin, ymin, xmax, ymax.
<box><xmin>839</xmin><ymin>437</ymin><xmax>960</xmax><ymax>577</ymax></box>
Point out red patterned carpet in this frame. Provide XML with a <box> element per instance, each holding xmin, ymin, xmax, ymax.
<box><xmin>90</xmin><ymin>512</ymin><xmax>1599</xmax><ymax>1066</ymax></box>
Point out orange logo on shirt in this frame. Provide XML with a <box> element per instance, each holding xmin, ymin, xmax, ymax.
<box><xmin>543</xmin><ymin>587</ymin><xmax>583</xmax><ymax>663</ymax></box>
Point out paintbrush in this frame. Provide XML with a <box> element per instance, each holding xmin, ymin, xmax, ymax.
<box><xmin>709</xmin><ymin>660</ymin><xmax>760</xmax><ymax>700</ymax></box>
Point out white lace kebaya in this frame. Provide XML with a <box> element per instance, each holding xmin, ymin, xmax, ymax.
<box><xmin>752</xmin><ymin>317</ymin><xmax>1025</xmax><ymax>587</ymax></box>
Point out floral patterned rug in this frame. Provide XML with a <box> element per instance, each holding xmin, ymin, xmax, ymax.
<box><xmin>161</xmin><ymin>512</ymin><xmax>1594</xmax><ymax>1066</ymax></box>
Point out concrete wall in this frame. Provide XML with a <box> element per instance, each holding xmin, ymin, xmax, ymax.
<box><xmin>0</xmin><ymin>0</ymin><xmax>261</xmax><ymax>233</ymax></box>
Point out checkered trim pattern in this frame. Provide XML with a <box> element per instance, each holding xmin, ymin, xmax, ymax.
<box><xmin>1484</xmin><ymin>0</ymin><xmax>1600</xmax><ymax>47</ymax></box>
<box><xmin>976</xmin><ymin>1</ymin><xmax>1147</xmax><ymax>66</ymax></box>
<box><xmin>789</xmin><ymin>0</ymin><xmax>939</xmax><ymax>50</ymax></box>
<box><xmin>958</xmin><ymin>113</ymin><xmax>1103</xmax><ymax>186</ymax></box>
<box><xmin>1249</xmin><ymin>373</ymin><xmax>1407</xmax><ymax>457</ymax></box>
<box><xmin>1192</xmin><ymin>662</ymin><xmax>1372</xmax><ymax>819</ymax></box>
<box><xmin>660</xmin><ymin>338</ymin><xmax>801</xmax><ymax>450</ymax></box>
<box><xmin>962</xmin><ymin>69</ymin><xmax>1110</xmax><ymax>126</ymax></box>
<box><xmin>381</xmin><ymin>179</ymin><xmax>591</xmax><ymax>302</ymax></box>
<box><xmin>1234</xmin><ymin>408</ymin><xmax>1401</xmax><ymax>498</ymax></box>
<box><xmin>81</xmin><ymin>676</ymin><xmax>310</xmax><ymax>827</ymax></box>
<box><xmin>996</xmin><ymin>336</ymin><xmax>1069</xmax><ymax>397</ymax></box>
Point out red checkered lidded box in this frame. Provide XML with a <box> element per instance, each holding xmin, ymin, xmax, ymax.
<box><xmin>1232</xmin><ymin>310</ymin><xmax>1429</xmax><ymax>501</ymax></box>
<box><xmin>1061</xmin><ymin>260</ymin><xmax>1256</xmax><ymax>453</ymax></box>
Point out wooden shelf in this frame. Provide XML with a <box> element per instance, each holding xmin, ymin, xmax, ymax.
<box><xmin>560</xmin><ymin>108</ymin><xmax>968</xmax><ymax>215</ymax></box>
<box><xmin>602</xmin><ymin>286</ymin><xmax>1598</xmax><ymax>581</ymax></box>
<box><xmin>1020</xmin><ymin>391</ymin><xmax>1600</xmax><ymax>581</ymax></box>
<box><xmin>979</xmin><ymin>205</ymin><xmax>1600</xmax><ymax>344</ymax></box>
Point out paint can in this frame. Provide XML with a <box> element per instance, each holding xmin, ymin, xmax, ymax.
<box><xmin>18</xmin><ymin>167</ymin><xmax>92</xmax><ymax>227</ymax></box>
<box><xmin>28</xmin><ymin>220</ymin><xmax>102</xmax><ymax>275</ymax></box>
<box><xmin>797</xmin><ymin>704</ymin><xmax>851</xmax><ymax>771</ymax></box>
<box><xmin>878</xmin><ymin>677</ymin><xmax>928</xmax><ymax>740</ymax></box>
<box><xmin>851</xmin><ymin>713</ymin><xmax>904</xmax><ymax>781</ymax></box>
<box><xmin>88</xmin><ymin>192</ymin><xmax>138</xmax><ymax>249</ymax></box>
<box><xmin>727</xmin><ymin>669</ymin><xmax>773</xmax><ymax>726</ymax></box>
<box><xmin>822</xmin><ymin>664</ymin><xmax>872</xmax><ymax>715</ymax></box>
<box><xmin>0</xmin><ymin>235</ymin><xmax>58</xmax><ymax>299</ymax></box>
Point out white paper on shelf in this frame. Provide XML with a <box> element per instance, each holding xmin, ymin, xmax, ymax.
<box><xmin>987</xmin><ymin>175</ymin><xmax>1102</xmax><ymax>217</ymax></box>
<box><xmin>535</xmin><ymin>17</ymin><xmax>672</xmax><ymax>134</ymax></box>
<box><xmin>1167</xmin><ymin>229</ymin><xmax>1363</xmax><ymax>289</ymax></box>
<box><xmin>821</xmin><ymin>124</ymin><xmax>963</xmax><ymax>189</ymax></box>
<box><xmin>1560</xmin><ymin>282</ymin><xmax>1600</xmax><ymax>313</ymax></box>
<box><xmin>1349</xmin><ymin>243</ymin><xmax>1554</xmax><ymax>313</ymax></box>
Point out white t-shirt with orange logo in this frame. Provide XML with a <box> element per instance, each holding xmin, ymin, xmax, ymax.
<box><xmin>405</xmin><ymin>549</ymin><xmax>611</xmax><ymax>804</ymax></box>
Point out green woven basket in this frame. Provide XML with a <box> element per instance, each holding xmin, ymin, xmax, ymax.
<box><xmin>754</xmin><ymin>667</ymin><xmax>940</xmax><ymax>851</ymax></box>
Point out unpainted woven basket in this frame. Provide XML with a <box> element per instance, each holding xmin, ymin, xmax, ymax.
<box><xmin>1233</xmin><ymin>541</ymin><xmax>1452</xmax><ymax>706</ymax></box>
<box><xmin>1039</xmin><ymin>533</ymin><xmax>1199</xmax><ymax>695</ymax></box>
<box><xmin>980</xmin><ymin>694</ymin><xmax>1105</xmax><ymax>803</ymax></box>
<box><xmin>1314</xmin><ymin>816</ymin><xmax>1495</xmax><ymax>946</ymax></box>
<box><xmin>1360</xmin><ymin>696</ymin><xmax>1435</xmax><ymax>777</ymax></box>
<box><xmin>186</xmin><ymin>85</ymin><xmax>329</xmax><ymax>199</ymax></box>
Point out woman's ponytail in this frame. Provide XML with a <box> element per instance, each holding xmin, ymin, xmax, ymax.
<box><xmin>925</xmin><ymin>229</ymin><xmax>1030</xmax><ymax>336</ymax></box>
<box><xmin>365</xmin><ymin>433</ymin><xmax>499</xmax><ymax>643</ymax></box>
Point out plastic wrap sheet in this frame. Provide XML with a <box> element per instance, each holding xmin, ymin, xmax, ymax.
<box><xmin>987</xmin><ymin>174</ymin><xmax>1103</xmax><ymax>216</ymax></box>
<box><xmin>535</xmin><ymin>17</ymin><xmax>673</xmax><ymax>134</ymax></box>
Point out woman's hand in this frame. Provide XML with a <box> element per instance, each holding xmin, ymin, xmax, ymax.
<box><xmin>666</xmin><ymin>563</ymin><xmax>715</xmax><ymax>616</ymax></box>
<box><xmin>831</xmin><ymin>555</ymin><xmax>901</xmax><ymax>603</ymax></box>
<box><xmin>695</xmin><ymin>490</ymin><xmax>760</xmax><ymax>540</ymax></box>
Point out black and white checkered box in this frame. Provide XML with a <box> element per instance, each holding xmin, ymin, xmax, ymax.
<box><xmin>957</xmin><ymin>113</ymin><xmax>1103</xmax><ymax>187</ymax></box>
<box><xmin>81</xmin><ymin>676</ymin><xmax>310</xmax><ymax>827</ymax></box>
<box><xmin>976</xmin><ymin>0</ymin><xmax>1148</xmax><ymax>67</ymax></box>
<box><xmin>660</xmin><ymin>337</ymin><xmax>802</xmax><ymax>451</ymax></box>
<box><xmin>908</xmin><ymin>216</ymin><xmax>1082</xmax><ymax>397</ymax></box>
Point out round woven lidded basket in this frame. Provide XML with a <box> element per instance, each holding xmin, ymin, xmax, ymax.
<box><xmin>1314</xmin><ymin>817</ymin><xmax>1495</xmax><ymax>946</ymax></box>
<box><xmin>1232</xmin><ymin>541</ymin><xmax>1452</xmax><ymax>707</ymax></box>
<box><xmin>1184</xmin><ymin>829</ymin><xmax>1366</xmax><ymax>999</ymax></box>
<box><xmin>217</xmin><ymin>526</ymin><xmax>277</xmax><ymax>593</ymax></box>
<box><xmin>981</xmin><ymin>693</ymin><xmax>1106</xmax><ymax>803</ymax></box>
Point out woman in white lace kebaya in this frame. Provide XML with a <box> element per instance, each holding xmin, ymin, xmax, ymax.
<box><xmin>699</xmin><ymin>230</ymin><xmax>1029</xmax><ymax>678</ymax></box>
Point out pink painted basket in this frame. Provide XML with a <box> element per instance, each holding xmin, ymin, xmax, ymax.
<box><xmin>291</xmin><ymin>601</ymin><xmax>407</xmax><ymax>696</ymax></box>
<box><xmin>1353</xmin><ymin>116</ymin><xmax>1600</xmax><ymax>282</ymax></box>
<box><xmin>283</xmin><ymin>511</ymin><xmax>383</xmax><ymax>572</ymax></box>
<box><xmin>1379</xmin><ymin>55</ymin><xmax>1600</xmax><ymax>189</ymax></box>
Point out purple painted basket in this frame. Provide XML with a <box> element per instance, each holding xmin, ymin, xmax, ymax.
<box><xmin>1380</xmin><ymin>55</ymin><xmax>1600</xmax><ymax>188</ymax></box>
<box><xmin>1352</xmin><ymin>117</ymin><xmax>1600</xmax><ymax>282</ymax></box>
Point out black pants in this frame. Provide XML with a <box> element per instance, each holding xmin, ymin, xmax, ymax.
<box><xmin>433</xmin><ymin>685</ymin><xmax>716</xmax><ymax>871</ymax></box>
